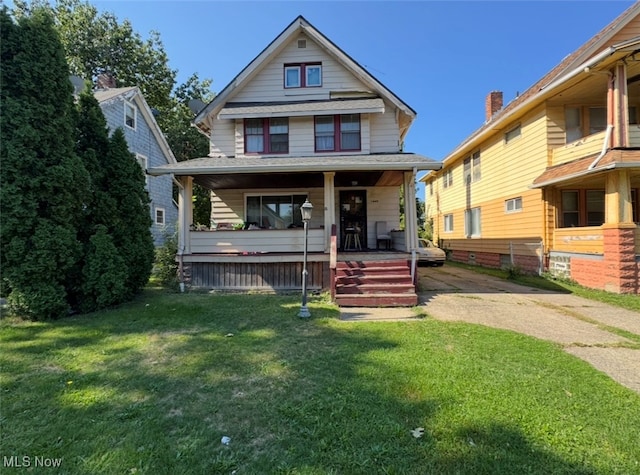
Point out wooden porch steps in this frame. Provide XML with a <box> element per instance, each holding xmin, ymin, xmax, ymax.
<box><xmin>334</xmin><ymin>259</ymin><xmax>417</xmax><ymax>307</ymax></box>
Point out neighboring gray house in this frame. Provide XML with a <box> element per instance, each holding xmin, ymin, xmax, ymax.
<box><xmin>94</xmin><ymin>85</ymin><xmax>178</xmax><ymax>246</ymax></box>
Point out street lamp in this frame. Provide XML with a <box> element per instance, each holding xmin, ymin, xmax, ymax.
<box><xmin>298</xmin><ymin>199</ymin><xmax>313</xmax><ymax>318</ymax></box>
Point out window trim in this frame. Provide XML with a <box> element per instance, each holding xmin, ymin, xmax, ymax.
<box><xmin>442</xmin><ymin>169</ymin><xmax>453</xmax><ymax>189</ymax></box>
<box><xmin>244</xmin><ymin>118</ymin><xmax>289</xmax><ymax>154</ymax></box>
<box><xmin>464</xmin><ymin>207</ymin><xmax>481</xmax><ymax>238</ymax></box>
<box><xmin>463</xmin><ymin>151</ymin><xmax>481</xmax><ymax>184</ymax></box>
<box><xmin>560</xmin><ymin>189</ymin><xmax>605</xmax><ymax>227</ymax></box>
<box><xmin>505</xmin><ymin>124</ymin><xmax>521</xmax><ymax>144</ymax></box>
<box><xmin>136</xmin><ymin>154</ymin><xmax>148</xmax><ymax>188</ymax></box>
<box><xmin>443</xmin><ymin>214</ymin><xmax>454</xmax><ymax>233</ymax></box>
<box><xmin>505</xmin><ymin>196</ymin><xmax>523</xmax><ymax>213</ymax></box>
<box><xmin>245</xmin><ymin>193</ymin><xmax>309</xmax><ymax>229</ymax></box>
<box><xmin>124</xmin><ymin>101</ymin><xmax>137</xmax><ymax>130</ymax></box>
<box><xmin>155</xmin><ymin>207</ymin><xmax>165</xmax><ymax>226</ymax></box>
<box><xmin>314</xmin><ymin>114</ymin><xmax>361</xmax><ymax>152</ymax></box>
<box><xmin>284</xmin><ymin>62</ymin><xmax>322</xmax><ymax>89</ymax></box>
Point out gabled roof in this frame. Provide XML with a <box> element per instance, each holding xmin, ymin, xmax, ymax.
<box><xmin>194</xmin><ymin>15</ymin><xmax>416</xmax><ymax>135</ymax></box>
<box><xmin>439</xmin><ymin>2</ymin><xmax>640</xmax><ymax>166</ymax></box>
<box><xmin>95</xmin><ymin>87</ymin><xmax>177</xmax><ymax>165</ymax></box>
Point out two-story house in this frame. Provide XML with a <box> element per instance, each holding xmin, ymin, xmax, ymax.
<box><xmin>421</xmin><ymin>3</ymin><xmax>640</xmax><ymax>294</ymax></box>
<box><xmin>94</xmin><ymin>77</ymin><xmax>178</xmax><ymax>246</ymax></box>
<box><xmin>149</xmin><ymin>16</ymin><xmax>440</xmax><ymax>305</ymax></box>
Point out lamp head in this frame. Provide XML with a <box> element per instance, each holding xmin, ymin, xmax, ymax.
<box><xmin>301</xmin><ymin>199</ymin><xmax>313</xmax><ymax>222</ymax></box>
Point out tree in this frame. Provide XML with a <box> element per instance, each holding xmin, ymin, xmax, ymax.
<box><xmin>13</xmin><ymin>0</ymin><xmax>176</xmax><ymax>111</ymax></box>
<box><xmin>399</xmin><ymin>184</ymin><xmax>426</xmax><ymax>232</ymax></box>
<box><xmin>0</xmin><ymin>7</ymin><xmax>90</xmax><ymax>319</ymax></box>
<box><xmin>103</xmin><ymin>129</ymin><xmax>155</xmax><ymax>297</ymax></box>
<box><xmin>159</xmin><ymin>73</ymin><xmax>216</xmax><ymax>225</ymax></box>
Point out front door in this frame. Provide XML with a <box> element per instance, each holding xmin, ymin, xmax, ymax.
<box><xmin>339</xmin><ymin>190</ymin><xmax>367</xmax><ymax>250</ymax></box>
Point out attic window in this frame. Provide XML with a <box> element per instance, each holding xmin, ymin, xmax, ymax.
<box><xmin>284</xmin><ymin>63</ymin><xmax>322</xmax><ymax>88</ymax></box>
<box><xmin>297</xmin><ymin>39</ymin><xmax>307</xmax><ymax>48</ymax></box>
<box><xmin>125</xmin><ymin>102</ymin><xmax>137</xmax><ymax>129</ymax></box>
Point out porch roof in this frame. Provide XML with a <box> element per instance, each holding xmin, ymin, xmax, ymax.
<box><xmin>218</xmin><ymin>98</ymin><xmax>385</xmax><ymax>119</ymax></box>
<box><xmin>148</xmin><ymin>152</ymin><xmax>441</xmax><ymax>177</ymax></box>
<box><xmin>530</xmin><ymin>148</ymin><xmax>640</xmax><ymax>188</ymax></box>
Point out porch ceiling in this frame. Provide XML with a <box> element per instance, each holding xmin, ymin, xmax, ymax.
<box><xmin>193</xmin><ymin>170</ymin><xmax>404</xmax><ymax>190</ymax></box>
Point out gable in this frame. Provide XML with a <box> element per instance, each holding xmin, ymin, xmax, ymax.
<box><xmin>194</xmin><ymin>16</ymin><xmax>415</xmax><ymax>139</ymax></box>
<box><xmin>231</xmin><ymin>32</ymin><xmax>371</xmax><ymax>104</ymax></box>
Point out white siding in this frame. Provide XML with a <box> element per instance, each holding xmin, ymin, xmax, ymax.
<box><xmin>210</xmin><ymin>117</ymin><xmax>236</xmax><ymax>157</ymax></box>
<box><xmin>233</xmin><ymin>33</ymin><xmax>369</xmax><ymax>103</ymax></box>
<box><xmin>370</xmin><ymin>105</ymin><xmax>400</xmax><ymax>153</ymax></box>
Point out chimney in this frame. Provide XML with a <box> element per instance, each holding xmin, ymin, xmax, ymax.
<box><xmin>96</xmin><ymin>71</ymin><xmax>117</xmax><ymax>89</ymax></box>
<box><xmin>485</xmin><ymin>91</ymin><xmax>503</xmax><ymax>121</ymax></box>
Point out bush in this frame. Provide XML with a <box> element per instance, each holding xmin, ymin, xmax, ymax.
<box><xmin>153</xmin><ymin>231</ymin><xmax>179</xmax><ymax>289</ymax></box>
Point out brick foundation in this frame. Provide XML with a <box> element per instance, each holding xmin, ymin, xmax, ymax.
<box><xmin>450</xmin><ymin>250</ymin><xmax>540</xmax><ymax>274</ymax></box>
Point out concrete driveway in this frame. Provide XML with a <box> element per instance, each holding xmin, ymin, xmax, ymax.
<box><xmin>417</xmin><ymin>265</ymin><xmax>640</xmax><ymax>394</ymax></box>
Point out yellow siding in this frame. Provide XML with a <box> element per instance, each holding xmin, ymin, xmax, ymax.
<box><xmin>553</xmin><ymin>227</ymin><xmax>603</xmax><ymax>254</ymax></box>
<box><xmin>551</xmin><ymin>130</ymin><xmax>606</xmax><ymax>166</ymax></box>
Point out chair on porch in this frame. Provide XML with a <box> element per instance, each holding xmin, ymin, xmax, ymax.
<box><xmin>375</xmin><ymin>221</ymin><xmax>392</xmax><ymax>250</ymax></box>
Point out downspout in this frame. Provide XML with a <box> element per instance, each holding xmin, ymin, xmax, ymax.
<box><xmin>588</xmin><ymin>124</ymin><xmax>613</xmax><ymax>170</ymax></box>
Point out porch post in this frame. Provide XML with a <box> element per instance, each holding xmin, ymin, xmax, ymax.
<box><xmin>403</xmin><ymin>170</ymin><xmax>418</xmax><ymax>251</ymax></box>
<box><xmin>178</xmin><ymin>176</ymin><xmax>193</xmax><ymax>255</ymax></box>
<box><xmin>605</xmin><ymin>169</ymin><xmax>633</xmax><ymax>225</ymax></box>
<box><xmin>323</xmin><ymin>172</ymin><xmax>336</xmax><ymax>252</ymax></box>
<box><xmin>612</xmin><ymin>62</ymin><xmax>629</xmax><ymax>148</ymax></box>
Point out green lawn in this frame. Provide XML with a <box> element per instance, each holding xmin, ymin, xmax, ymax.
<box><xmin>1</xmin><ymin>291</ymin><xmax>639</xmax><ymax>474</ymax></box>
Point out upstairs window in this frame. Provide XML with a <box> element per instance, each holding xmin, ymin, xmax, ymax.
<box><xmin>463</xmin><ymin>151</ymin><xmax>481</xmax><ymax>184</ymax></box>
<box><xmin>314</xmin><ymin>114</ymin><xmax>360</xmax><ymax>152</ymax></box>
<box><xmin>125</xmin><ymin>102</ymin><xmax>137</xmax><ymax>129</ymax></box>
<box><xmin>442</xmin><ymin>169</ymin><xmax>453</xmax><ymax>189</ymax></box>
<box><xmin>505</xmin><ymin>125</ymin><xmax>521</xmax><ymax>144</ymax></box>
<box><xmin>244</xmin><ymin>118</ymin><xmax>289</xmax><ymax>154</ymax></box>
<box><xmin>284</xmin><ymin>63</ymin><xmax>322</xmax><ymax>88</ymax></box>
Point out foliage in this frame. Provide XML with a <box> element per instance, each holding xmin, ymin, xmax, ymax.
<box><xmin>79</xmin><ymin>225</ymin><xmax>127</xmax><ymax>312</ymax></box>
<box><xmin>152</xmin><ymin>230</ymin><xmax>179</xmax><ymax>289</ymax></box>
<box><xmin>0</xmin><ymin>7</ymin><xmax>90</xmax><ymax>319</ymax></box>
<box><xmin>13</xmin><ymin>0</ymin><xmax>176</xmax><ymax>111</ymax></box>
<box><xmin>1</xmin><ymin>292</ymin><xmax>639</xmax><ymax>473</ymax></box>
<box><xmin>399</xmin><ymin>183</ymin><xmax>426</xmax><ymax>230</ymax></box>
<box><xmin>103</xmin><ymin>129</ymin><xmax>155</xmax><ymax>297</ymax></box>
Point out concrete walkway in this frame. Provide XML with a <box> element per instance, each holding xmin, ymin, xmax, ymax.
<box><xmin>340</xmin><ymin>265</ymin><xmax>640</xmax><ymax>394</ymax></box>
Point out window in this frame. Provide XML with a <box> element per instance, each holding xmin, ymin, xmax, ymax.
<box><xmin>246</xmin><ymin>194</ymin><xmax>307</xmax><ymax>229</ymax></box>
<box><xmin>244</xmin><ymin>118</ymin><xmax>289</xmax><ymax>154</ymax></box>
<box><xmin>442</xmin><ymin>169</ymin><xmax>453</xmax><ymax>189</ymax></box>
<box><xmin>155</xmin><ymin>208</ymin><xmax>165</xmax><ymax>226</ymax></box>
<box><xmin>565</xmin><ymin>106</ymin><xmax>637</xmax><ymax>143</ymax></box>
<box><xmin>464</xmin><ymin>151</ymin><xmax>481</xmax><ymax>184</ymax></box>
<box><xmin>560</xmin><ymin>190</ymin><xmax>605</xmax><ymax>227</ymax></box>
<box><xmin>136</xmin><ymin>154</ymin><xmax>148</xmax><ymax>187</ymax></box>
<box><xmin>429</xmin><ymin>181</ymin><xmax>433</xmax><ymax>196</ymax></box>
<box><xmin>284</xmin><ymin>63</ymin><xmax>322</xmax><ymax>88</ymax></box>
<box><xmin>314</xmin><ymin>114</ymin><xmax>360</xmax><ymax>152</ymax></box>
<box><xmin>125</xmin><ymin>102</ymin><xmax>136</xmax><ymax>129</ymax></box>
<box><xmin>505</xmin><ymin>196</ymin><xmax>523</xmax><ymax>213</ymax></box>
<box><xmin>444</xmin><ymin>214</ymin><xmax>454</xmax><ymax>232</ymax></box>
<box><xmin>505</xmin><ymin>125</ymin><xmax>521</xmax><ymax>144</ymax></box>
<box><xmin>464</xmin><ymin>207</ymin><xmax>481</xmax><ymax>237</ymax></box>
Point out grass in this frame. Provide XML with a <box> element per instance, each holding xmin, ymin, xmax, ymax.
<box><xmin>2</xmin><ymin>290</ymin><xmax>639</xmax><ymax>474</ymax></box>
<box><xmin>444</xmin><ymin>261</ymin><xmax>640</xmax><ymax>313</ymax></box>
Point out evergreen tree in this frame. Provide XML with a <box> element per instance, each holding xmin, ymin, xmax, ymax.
<box><xmin>0</xmin><ymin>7</ymin><xmax>90</xmax><ymax>319</ymax></box>
<box><xmin>104</xmin><ymin>129</ymin><xmax>155</xmax><ymax>297</ymax></box>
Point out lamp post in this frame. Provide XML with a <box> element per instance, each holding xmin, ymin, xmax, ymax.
<box><xmin>298</xmin><ymin>199</ymin><xmax>313</xmax><ymax>318</ymax></box>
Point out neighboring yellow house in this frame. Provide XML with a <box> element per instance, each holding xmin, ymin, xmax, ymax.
<box><xmin>421</xmin><ymin>3</ymin><xmax>640</xmax><ymax>294</ymax></box>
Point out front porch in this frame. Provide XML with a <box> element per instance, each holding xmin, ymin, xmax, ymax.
<box><xmin>180</xmin><ymin>249</ymin><xmax>412</xmax><ymax>292</ymax></box>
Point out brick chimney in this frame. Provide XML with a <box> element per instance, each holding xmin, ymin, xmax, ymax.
<box><xmin>96</xmin><ymin>72</ymin><xmax>116</xmax><ymax>89</ymax></box>
<box><xmin>485</xmin><ymin>91</ymin><xmax>503</xmax><ymax>121</ymax></box>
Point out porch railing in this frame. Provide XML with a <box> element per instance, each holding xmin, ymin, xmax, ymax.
<box><xmin>551</xmin><ymin>130</ymin><xmax>606</xmax><ymax>167</ymax></box>
<box><xmin>190</xmin><ymin>228</ymin><xmax>325</xmax><ymax>254</ymax></box>
<box><xmin>552</xmin><ymin>227</ymin><xmax>603</xmax><ymax>254</ymax></box>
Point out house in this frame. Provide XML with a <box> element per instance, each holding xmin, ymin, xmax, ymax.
<box><xmin>420</xmin><ymin>3</ymin><xmax>640</xmax><ymax>294</ymax></box>
<box><xmin>148</xmin><ymin>16</ymin><xmax>440</xmax><ymax>305</ymax></box>
<box><xmin>94</xmin><ymin>76</ymin><xmax>178</xmax><ymax>246</ymax></box>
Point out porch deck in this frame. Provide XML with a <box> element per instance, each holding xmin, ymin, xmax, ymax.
<box><xmin>180</xmin><ymin>250</ymin><xmax>412</xmax><ymax>291</ymax></box>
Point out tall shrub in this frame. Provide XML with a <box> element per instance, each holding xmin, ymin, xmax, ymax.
<box><xmin>0</xmin><ymin>7</ymin><xmax>89</xmax><ymax>319</ymax></box>
<box><xmin>104</xmin><ymin>129</ymin><xmax>155</xmax><ymax>297</ymax></box>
